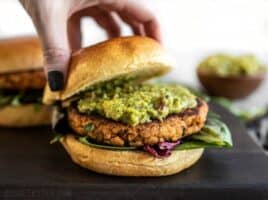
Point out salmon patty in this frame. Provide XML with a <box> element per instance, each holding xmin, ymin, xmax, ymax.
<box><xmin>0</xmin><ymin>70</ymin><xmax>46</xmax><ymax>90</ymax></box>
<box><xmin>68</xmin><ymin>99</ymin><xmax>208</xmax><ymax>147</ymax></box>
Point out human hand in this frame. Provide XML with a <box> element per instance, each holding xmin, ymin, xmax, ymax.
<box><xmin>19</xmin><ymin>0</ymin><xmax>161</xmax><ymax>91</ymax></box>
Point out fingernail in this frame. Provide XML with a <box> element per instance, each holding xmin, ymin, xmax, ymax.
<box><xmin>48</xmin><ymin>71</ymin><xmax>64</xmax><ymax>91</ymax></box>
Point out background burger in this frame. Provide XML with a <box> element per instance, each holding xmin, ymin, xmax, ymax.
<box><xmin>0</xmin><ymin>37</ymin><xmax>52</xmax><ymax>127</ymax></box>
<box><xmin>44</xmin><ymin>36</ymin><xmax>232</xmax><ymax>176</ymax></box>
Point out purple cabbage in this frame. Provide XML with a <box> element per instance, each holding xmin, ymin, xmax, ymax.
<box><xmin>143</xmin><ymin>140</ymin><xmax>181</xmax><ymax>158</ymax></box>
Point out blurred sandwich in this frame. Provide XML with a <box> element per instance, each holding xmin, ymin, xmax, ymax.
<box><xmin>0</xmin><ymin>37</ymin><xmax>52</xmax><ymax>127</ymax></box>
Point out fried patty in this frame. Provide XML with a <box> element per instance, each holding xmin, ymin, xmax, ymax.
<box><xmin>68</xmin><ymin>99</ymin><xmax>208</xmax><ymax>147</ymax></box>
<box><xmin>0</xmin><ymin>70</ymin><xmax>46</xmax><ymax>90</ymax></box>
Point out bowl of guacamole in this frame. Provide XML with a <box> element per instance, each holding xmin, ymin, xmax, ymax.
<box><xmin>198</xmin><ymin>54</ymin><xmax>266</xmax><ymax>77</ymax></box>
<box><xmin>197</xmin><ymin>54</ymin><xmax>267</xmax><ymax>99</ymax></box>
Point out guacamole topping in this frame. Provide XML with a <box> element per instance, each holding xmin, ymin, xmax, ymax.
<box><xmin>77</xmin><ymin>83</ymin><xmax>197</xmax><ymax>126</ymax></box>
<box><xmin>198</xmin><ymin>54</ymin><xmax>266</xmax><ymax>76</ymax></box>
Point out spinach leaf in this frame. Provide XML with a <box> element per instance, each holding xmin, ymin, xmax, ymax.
<box><xmin>207</xmin><ymin>111</ymin><xmax>220</xmax><ymax>119</ymax></box>
<box><xmin>78</xmin><ymin>136</ymin><xmax>137</xmax><ymax>150</ymax></box>
<box><xmin>0</xmin><ymin>89</ymin><xmax>43</xmax><ymax>107</ymax></box>
<box><xmin>174</xmin><ymin>117</ymin><xmax>233</xmax><ymax>150</ymax></box>
<box><xmin>0</xmin><ymin>95</ymin><xmax>12</xmax><ymax>106</ymax></box>
<box><xmin>11</xmin><ymin>93</ymin><xmax>23</xmax><ymax>106</ymax></box>
<box><xmin>50</xmin><ymin>134</ymin><xmax>63</xmax><ymax>144</ymax></box>
<box><xmin>174</xmin><ymin>141</ymin><xmax>224</xmax><ymax>150</ymax></box>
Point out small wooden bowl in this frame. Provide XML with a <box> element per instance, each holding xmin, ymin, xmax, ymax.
<box><xmin>197</xmin><ymin>69</ymin><xmax>266</xmax><ymax>99</ymax></box>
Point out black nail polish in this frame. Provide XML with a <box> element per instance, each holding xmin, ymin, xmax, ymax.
<box><xmin>48</xmin><ymin>71</ymin><xmax>64</xmax><ymax>91</ymax></box>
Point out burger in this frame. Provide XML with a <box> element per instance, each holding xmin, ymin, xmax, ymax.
<box><xmin>44</xmin><ymin>36</ymin><xmax>232</xmax><ymax>176</ymax></box>
<box><xmin>0</xmin><ymin>37</ymin><xmax>52</xmax><ymax>127</ymax></box>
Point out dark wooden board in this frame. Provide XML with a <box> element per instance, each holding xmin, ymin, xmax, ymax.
<box><xmin>0</xmin><ymin>103</ymin><xmax>267</xmax><ymax>200</ymax></box>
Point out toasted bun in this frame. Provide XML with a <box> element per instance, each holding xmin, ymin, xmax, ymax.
<box><xmin>0</xmin><ymin>37</ymin><xmax>43</xmax><ymax>74</ymax></box>
<box><xmin>61</xmin><ymin>134</ymin><xmax>203</xmax><ymax>176</ymax></box>
<box><xmin>43</xmin><ymin>36</ymin><xmax>174</xmax><ymax>104</ymax></box>
<box><xmin>0</xmin><ymin>104</ymin><xmax>52</xmax><ymax>127</ymax></box>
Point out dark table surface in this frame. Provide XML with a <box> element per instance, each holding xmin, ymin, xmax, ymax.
<box><xmin>0</xmin><ymin>103</ymin><xmax>267</xmax><ymax>200</ymax></box>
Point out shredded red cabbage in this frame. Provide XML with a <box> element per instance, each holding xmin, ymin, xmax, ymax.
<box><xmin>143</xmin><ymin>140</ymin><xmax>181</xmax><ymax>158</ymax></box>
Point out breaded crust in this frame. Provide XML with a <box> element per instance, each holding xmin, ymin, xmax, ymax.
<box><xmin>0</xmin><ymin>70</ymin><xmax>46</xmax><ymax>90</ymax></box>
<box><xmin>68</xmin><ymin>99</ymin><xmax>208</xmax><ymax>147</ymax></box>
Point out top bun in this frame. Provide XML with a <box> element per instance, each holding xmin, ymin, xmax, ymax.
<box><xmin>0</xmin><ymin>36</ymin><xmax>43</xmax><ymax>74</ymax></box>
<box><xmin>43</xmin><ymin>36</ymin><xmax>174</xmax><ymax>105</ymax></box>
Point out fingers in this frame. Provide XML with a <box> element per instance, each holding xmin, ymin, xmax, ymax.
<box><xmin>68</xmin><ymin>13</ymin><xmax>82</xmax><ymax>52</ymax></box>
<box><xmin>20</xmin><ymin>1</ymin><xmax>71</xmax><ymax>91</ymax></box>
<box><xmin>99</xmin><ymin>0</ymin><xmax>161</xmax><ymax>42</ymax></box>
<box><xmin>41</xmin><ymin>14</ymin><xmax>70</xmax><ymax>91</ymax></box>
<box><xmin>72</xmin><ymin>7</ymin><xmax>120</xmax><ymax>39</ymax></box>
<box><xmin>92</xmin><ymin>9</ymin><xmax>121</xmax><ymax>38</ymax></box>
<box><xmin>117</xmin><ymin>12</ymin><xmax>144</xmax><ymax>36</ymax></box>
<box><xmin>19</xmin><ymin>0</ymin><xmax>161</xmax><ymax>92</ymax></box>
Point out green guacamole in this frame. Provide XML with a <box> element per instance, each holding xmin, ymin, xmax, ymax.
<box><xmin>198</xmin><ymin>54</ymin><xmax>266</xmax><ymax>76</ymax></box>
<box><xmin>77</xmin><ymin>83</ymin><xmax>197</xmax><ymax>126</ymax></box>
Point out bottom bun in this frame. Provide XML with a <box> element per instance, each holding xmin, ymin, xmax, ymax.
<box><xmin>61</xmin><ymin>134</ymin><xmax>204</xmax><ymax>176</ymax></box>
<box><xmin>0</xmin><ymin>104</ymin><xmax>52</xmax><ymax>127</ymax></box>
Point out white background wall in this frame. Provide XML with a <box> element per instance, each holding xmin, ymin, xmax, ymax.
<box><xmin>0</xmin><ymin>0</ymin><xmax>267</xmax><ymax>107</ymax></box>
